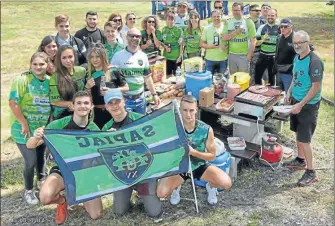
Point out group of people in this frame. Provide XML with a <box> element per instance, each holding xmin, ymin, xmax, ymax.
<box><xmin>8</xmin><ymin>1</ymin><xmax>324</xmax><ymax>224</ymax></box>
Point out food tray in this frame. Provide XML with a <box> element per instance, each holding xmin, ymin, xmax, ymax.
<box><xmin>216</xmin><ymin>98</ymin><xmax>234</xmax><ymax>112</ymax></box>
<box><xmin>235</xmin><ymin>91</ymin><xmax>275</xmax><ymax>107</ymax></box>
<box><xmin>227</xmin><ymin>137</ymin><xmax>246</xmax><ymax>151</ymax></box>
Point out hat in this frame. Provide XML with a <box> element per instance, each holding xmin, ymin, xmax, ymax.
<box><xmin>280</xmin><ymin>18</ymin><xmax>293</xmax><ymax>26</ymax></box>
<box><xmin>104</xmin><ymin>88</ymin><xmax>123</xmax><ymax>104</ymax></box>
<box><xmin>178</xmin><ymin>2</ymin><xmax>188</xmax><ymax>7</ymax></box>
<box><xmin>261</xmin><ymin>3</ymin><xmax>271</xmax><ymax>8</ymax></box>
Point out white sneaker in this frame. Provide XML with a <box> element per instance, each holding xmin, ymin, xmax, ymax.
<box><xmin>170</xmin><ymin>185</ymin><xmax>181</xmax><ymax>205</ymax></box>
<box><xmin>23</xmin><ymin>189</ymin><xmax>39</xmax><ymax>205</ymax></box>
<box><xmin>206</xmin><ymin>183</ymin><xmax>218</xmax><ymax>205</ymax></box>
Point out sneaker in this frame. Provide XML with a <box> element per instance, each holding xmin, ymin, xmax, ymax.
<box><xmin>297</xmin><ymin>170</ymin><xmax>319</xmax><ymax>187</ymax></box>
<box><xmin>283</xmin><ymin>157</ymin><xmax>307</xmax><ymax>170</ymax></box>
<box><xmin>55</xmin><ymin>201</ymin><xmax>68</xmax><ymax>225</ymax></box>
<box><xmin>206</xmin><ymin>182</ymin><xmax>218</xmax><ymax>205</ymax></box>
<box><xmin>23</xmin><ymin>189</ymin><xmax>39</xmax><ymax>205</ymax></box>
<box><xmin>170</xmin><ymin>185</ymin><xmax>181</xmax><ymax>205</ymax></box>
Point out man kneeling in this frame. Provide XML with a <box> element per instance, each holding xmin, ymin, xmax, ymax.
<box><xmin>156</xmin><ymin>95</ymin><xmax>232</xmax><ymax>205</ymax></box>
<box><xmin>27</xmin><ymin>91</ymin><xmax>102</xmax><ymax>224</ymax></box>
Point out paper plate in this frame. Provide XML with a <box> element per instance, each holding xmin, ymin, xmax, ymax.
<box><xmin>273</xmin><ymin>105</ymin><xmax>293</xmax><ymax>114</ymax></box>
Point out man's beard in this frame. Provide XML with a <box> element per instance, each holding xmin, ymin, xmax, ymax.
<box><xmin>87</xmin><ymin>22</ymin><xmax>96</xmax><ymax>29</ymax></box>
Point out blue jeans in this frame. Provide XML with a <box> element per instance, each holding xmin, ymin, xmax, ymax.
<box><xmin>223</xmin><ymin>1</ymin><xmax>228</xmax><ymax>15</ymax></box>
<box><xmin>125</xmin><ymin>96</ymin><xmax>146</xmax><ymax>114</ymax></box>
<box><xmin>206</xmin><ymin>59</ymin><xmax>228</xmax><ymax>74</ymax></box>
<box><xmin>151</xmin><ymin>1</ymin><xmax>156</xmax><ymax>15</ymax></box>
<box><xmin>207</xmin><ymin>1</ymin><xmax>212</xmax><ymax>18</ymax></box>
<box><xmin>198</xmin><ymin>1</ymin><xmax>206</xmax><ymax>20</ymax></box>
<box><xmin>279</xmin><ymin>73</ymin><xmax>293</xmax><ymax>93</ymax></box>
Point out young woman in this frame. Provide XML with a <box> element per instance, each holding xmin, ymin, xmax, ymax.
<box><xmin>49</xmin><ymin>45</ymin><xmax>87</xmax><ymax>120</ymax></box>
<box><xmin>85</xmin><ymin>46</ymin><xmax>129</xmax><ymax>129</ymax></box>
<box><xmin>104</xmin><ymin>21</ymin><xmax>125</xmax><ymax>63</ymax></box>
<box><xmin>120</xmin><ymin>12</ymin><xmax>136</xmax><ymax>46</ymax></box>
<box><xmin>38</xmin><ymin>35</ymin><xmax>58</xmax><ymax>75</ymax></box>
<box><xmin>9</xmin><ymin>52</ymin><xmax>51</xmax><ymax>205</ymax></box>
<box><xmin>161</xmin><ymin>13</ymin><xmax>184</xmax><ymax>77</ymax></box>
<box><xmin>107</xmin><ymin>13</ymin><xmax>124</xmax><ymax>45</ymax></box>
<box><xmin>140</xmin><ymin>15</ymin><xmax>162</xmax><ymax>54</ymax></box>
<box><xmin>54</xmin><ymin>14</ymin><xmax>87</xmax><ymax>66</ymax></box>
<box><xmin>183</xmin><ymin>12</ymin><xmax>202</xmax><ymax>58</ymax></box>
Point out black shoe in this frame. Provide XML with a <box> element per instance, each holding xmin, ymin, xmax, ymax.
<box><xmin>297</xmin><ymin>170</ymin><xmax>319</xmax><ymax>186</ymax></box>
<box><xmin>283</xmin><ymin>157</ymin><xmax>307</xmax><ymax>170</ymax></box>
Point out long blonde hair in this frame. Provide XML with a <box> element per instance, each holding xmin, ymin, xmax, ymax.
<box><xmin>87</xmin><ymin>46</ymin><xmax>111</xmax><ymax>81</ymax></box>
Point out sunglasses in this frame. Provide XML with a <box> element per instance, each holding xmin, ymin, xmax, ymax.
<box><xmin>112</xmin><ymin>19</ymin><xmax>122</xmax><ymax>23</ymax></box>
<box><xmin>147</xmin><ymin>20</ymin><xmax>156</xmax><ymax>23</ymax></box>
<box><xmin>127</xmin><ymin>34</ymin><xmax>141</xmax><ymax>39</ymax></box>
<box><xmin>128</xmin><ymin>18</ymin><xmax>136</xmax><ymax>21</ymax></box>
<box><xmin>251</xmin><ymin>10</ymin><xmax>261</xmax><ymax>12</ymax></box>
<box><xmin>214</xmin><ymin>6</ymin><xmax>223</xmax><ymax>9</ymax></box>
<box><xmin>280</xmin><ymin>25</ymin><xmax>289</xmax><ymax>29</ymax></box>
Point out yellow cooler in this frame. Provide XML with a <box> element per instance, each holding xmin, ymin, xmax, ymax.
<box><xmin>229</xmin><ymin>72</ymin><xmax>251</xmax><ymax>91</ymax></box>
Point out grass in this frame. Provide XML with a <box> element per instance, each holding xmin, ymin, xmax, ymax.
<box><xmin>1</xmin><ymin>2</ymin><xmax>334</xmax><ymax>226</ymax></box>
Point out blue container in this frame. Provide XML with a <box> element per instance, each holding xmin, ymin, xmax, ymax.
<box><xmin>185</xmin><ymin>71</ymin><xmax>212</xmax><ymax>100</ymax></box>
<box><xmin>194</xmin><ymin>151</ymin><xmax>232</xmax><ymax>191</ymax></box>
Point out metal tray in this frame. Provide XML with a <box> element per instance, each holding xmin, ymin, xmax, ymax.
<box><xmin>235</xmin><ymin>91</ymin><xmax>275</xmax><ymax>107</ymax></box>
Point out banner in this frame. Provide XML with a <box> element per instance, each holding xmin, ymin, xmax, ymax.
<box><xmin>44</xmin><ymin>101</ymin><xmax>190</xmax><ymax>205</ymax></box>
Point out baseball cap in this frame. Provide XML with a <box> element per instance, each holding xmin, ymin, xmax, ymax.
<box><xmin>104</xmin><ymin>88</ymin><xmax>123</xmax><ymax>104</ymax></box>
<box><xmin>261</xmin><ymin>3</ymin><xmax>271</xmax><ymax>8</ymax></box>
<box><xmin>178</xmin><ymin>1</ymin><xmax>188</xmax><ymax>7</ymax></box>
<box><xmin>280</xmin><ymin>18</ymin><xmax>293</xmax><ymax>26</ymax></box>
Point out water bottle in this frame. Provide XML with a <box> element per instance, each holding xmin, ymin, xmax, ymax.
<box><xmin>100</xmin><ymin>75</ymin><xmax>106</xmax><ymax>90</ymax></box>
<box><xmin>175</xmin><ymin>66</ymin><xmax>182</xmax><ymax>88</ymax></box>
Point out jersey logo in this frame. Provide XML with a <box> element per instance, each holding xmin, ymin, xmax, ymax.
<box><xmin>98</xmin><ymin>143</ymin><xmax>153</xmax><ymax>185</ymax></box>
<box><xmin>312</xmin><ymin>68</ymin><xmax>320</xmax><ymax>77</ymax></box>
<box><xmin>138</xmin><ymin>59</ymin><xmax>143</xmax><ymax>66</ymax></box>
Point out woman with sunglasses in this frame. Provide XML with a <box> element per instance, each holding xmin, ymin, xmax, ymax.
<box><xmin>85</xmin><ymin>46</ymin><xmax>128</xmax><ymax>128</ymax></box>
<box><xmin>9</xmin><ymin>52</ymin><xmax>51</xmax><ymax>205</ymax></box>
<box><xmin>140</xmin><ymin>16</ymin><xmax>162</xmax><ymax>54</ymax></box>
<box><xmin>38</xmin><ymin>35</ymin><xmax>58</xmax><ymax>75</ymax></box>
<box><xmin>161</xmin><ymin>13</ymin><xmax>184</xmax><ymax>77</ymax></box>
<box><xmin>49</xmin><ymin>45</ymin><xmax>87</xmax><ymax>120</ymax></box>
<box><xmin>104</xmin><ymin>21</ymin><xmax>125</xmax><ymax>62</ymax></box>
<box><xmin>120</xmin><ymin>12</ymin><xmax>137</xmax><ymax>46</ymax></box>
<box><xmin>183</xmin><ymin>12</ymin><xmax>202</xmax><ymax>58</ymax></box>
<box><xmin>108</xmin><ymin>13</ymin><xmax>124</xmax><ymax>45</ymax></box>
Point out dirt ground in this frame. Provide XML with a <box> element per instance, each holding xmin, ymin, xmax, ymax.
<box><xmin>1</xmin><ymin>118</ymin><xmax>334</xmax><ymax>226</ymax></box>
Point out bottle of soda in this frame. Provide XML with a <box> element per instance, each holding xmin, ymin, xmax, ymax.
<box><xmin>213</xmin><ymin>32</ymin><xmax>219</xmax><ymax>46</ymax></box>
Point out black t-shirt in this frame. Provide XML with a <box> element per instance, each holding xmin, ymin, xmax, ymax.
<box><xmin>91</xmin><ymin>70</ymin><xmax>127</xmax><ymax>105</ymax></box>
<box><xmin>75</xmin><ymin>28</ymin><xmax>105</xmax><ymax>49</ymax></box>
<box><xmin>63</xmin><ymin>117</ymin><xmax>90</xmax><ymax>130</ymax></box>
<box><xmin>110</xmin><ymin>113</ymin><xmax>134</xmax><ymax>130</ymax></box>
<box><xmin>253</xmin><ymin>18</ymin><xmax>262</xmax><ymax>52</ymax></box>
<box><xmin>276</xmin><ymin>32</ymin><xmax>296</xmax><ymax>65</ymax></box>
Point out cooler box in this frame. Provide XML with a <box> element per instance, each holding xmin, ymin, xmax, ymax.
<box><xmin>185</xmin><ymin>71</ymin><xmax>212</xmax><ymax>100</ymax></box>
<box><xmin>194</xmin><ymin>151</ymin><xmax>232</xmax><ymax>191</ymax></box>
<box><xmin>228</xmin><ymin>72</ymin><xmax>250</xmax><ymax>92</ymax></box>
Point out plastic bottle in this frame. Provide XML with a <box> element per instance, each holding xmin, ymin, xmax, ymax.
<box><xmin>176</xmin><ymin>66</ymin><xmax>182</xmax><ymax>88</ymax></box>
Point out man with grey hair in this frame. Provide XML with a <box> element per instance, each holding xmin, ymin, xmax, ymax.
<box><xmin>284</xmin><ymin>30</ymin><xmax>324</xmax><ymax>187</ymax></box>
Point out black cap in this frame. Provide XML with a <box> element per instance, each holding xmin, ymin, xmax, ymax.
<box><xmin>280</xmin><ymin>18</ymin><xmax>293</xmax><ymax>26</ymax></box>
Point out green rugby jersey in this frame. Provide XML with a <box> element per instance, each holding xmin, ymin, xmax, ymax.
<box><xmin>186</xmin><ymin>120</ymin><xmax>210</xmax><ymax>170</ymax></box>
<box><xmin>256</xmin><ymin>23</ymin><xmax>280</xmax><ymax>56</ymax></box>
<box><xmin>183</xmin><ymin>28</ymin><xmax>202</xmax><ymax>55</ymax></box>
<box><xmin>49</xmin><ymin>66</ymin><xmax>87</xmax><ymax>118</ymax></box>
<box><xmin>105</xmin><ymin>42</ymin><xmax>125</xmax><ymax>63</ymax></box>
<box><xmin>223</xmin><ymin>17</ymin><xmax>256</xmax><ymax>55</ymax></box>
<box><xmin>101</xmin><ymin>111</ymin><xmax>143</xmax><ymax>131</ymax></box>
<box><xmin>140</xmin><ymin>29</ymin><xmax>163</xmax><ymax>54</ymax></box>
<box><xmin>162</xmin><ymin>26</ymin><xmax>183</xmax><ymax>60</ymax></box>
<box><xmin>9</xmin><ymin>71</ymin><xmax>51</xmax><ymax>144</ymax></box>
<box><xmin>111</xmin><ymin>48</ymin><xmax>151</xmax><ymax>96</ymax></box>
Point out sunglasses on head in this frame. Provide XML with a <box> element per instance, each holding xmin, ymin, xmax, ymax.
<box><xmin>127</xmin><ymin>34</ymin><xmax>141</xmax><ymax>39</ymax></box>
<box><xmin>112</xmin><ymin>19</ymin><xmax>122</xmax><ymax>22</ymax></box>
